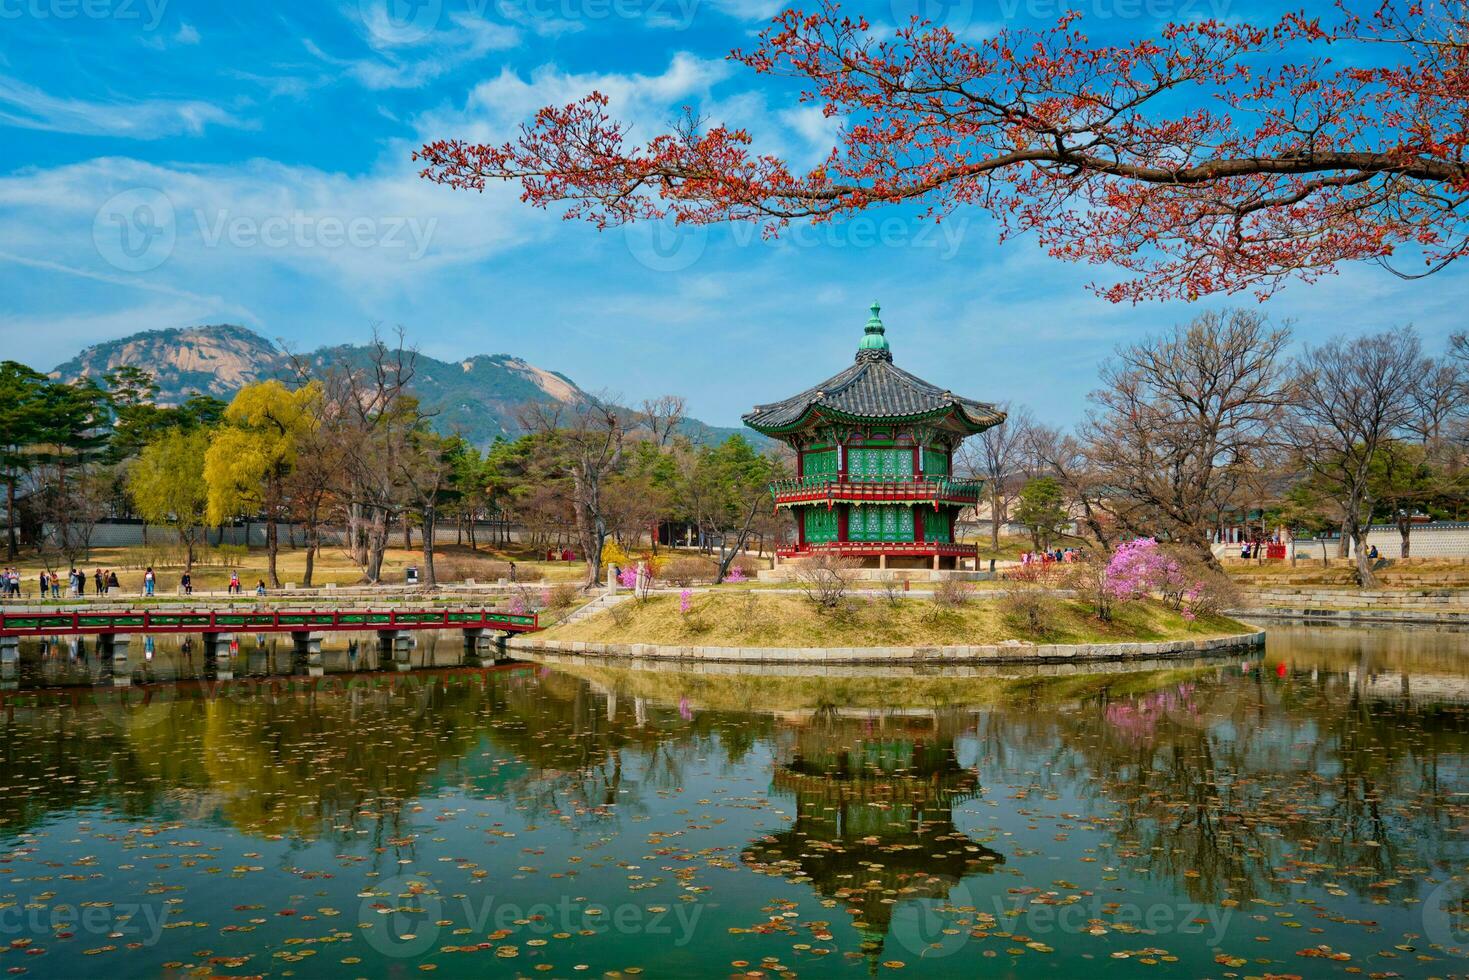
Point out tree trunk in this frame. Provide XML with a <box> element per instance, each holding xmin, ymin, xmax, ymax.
<box><xmin>1337</xmin><ymin>518</ymin><xmax>1351</xmax><ymax>558</ymax></box>
<box><xmin>421</xmin><ymin>504</ymin><xmax>436</xmax><ymax>586</ymax></box>
<box><xmin>402</xmin><ymin>519</ymin><xmax>412</xmax><ymax>550</ymax></box>
<box><xmin>1398</xmin><ymin>511</ymin><xmax>1412</xmax><ymax>560</ymax></box>
<box><xmin>366</xmin><ymin>507</ymin><xmax>388</xmax><ymax>583</ymax></box>
<box><xmin>303</xmin><ymin>524</ymin><xmax>317</xmax><ymax>588</ymax></box>
<box><xmin>716</xmin><ymin>497</ymin><xmax>764</xmax><ymax>583</ymax></box>
<box><xmin>1351</xmin><ymin>521</ymin><xmax>1377</xmax><ymax>589</ymax></box>
<box><xmin>989</xmin><ymin>486</ymin><xmax>1001</xmax><ymax>552</ymax></box>
<box><xmin>5</xmin><ymin>477</ymin><xmax>16</xmax><ymax>559</ymax></box>
<box><xmin>266</xmin><ymin>518</ymin><xmax>280</xmax><ymax>589</ymax></box>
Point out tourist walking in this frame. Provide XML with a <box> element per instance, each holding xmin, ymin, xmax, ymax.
<box><xmin>94</xmin><ymin>569</ymin><xmax>104</xmax><ymax>595</ymax></box>
<box><xmin>50</xmin><ymin>573</ymin><xmax>60</xmax><ymax>598</ymax></box>
<box><xmin>38</xmin><ymin>571</ymin><xmax>48</xmax><ymax>597</ymax></box>
<box><xmin>73</xmin><ymin>568</ymin><xmax>83</xmax><ymax>597</ymax></box>
<box><xmin>255</xmin><ymin>579</ymin><xmax>267</xmax><ymax>596</ymax></box>
<box><xmin>144</xmin><ymin>567</ymin><xmax>156</xmax><ymax>597</ymax></box>
<box><xmin>228</xmin><ymin>571</ymin><xmax>241</xmax><ymax>595</ymax></box>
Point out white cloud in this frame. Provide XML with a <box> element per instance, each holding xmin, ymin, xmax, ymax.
<box><xmin>413</xmin><ymin>52</ymin><xmax>737</xmax><ymax>145</ymax></box>
<box><xmin>174</xmin><ymin>23</ymin><xmax>202</xmax><ymax>44</ymax></box>
<box><xmin>316</xmin><ymin>8</ymin><xmax>521</xmax><ymax>91</ymax></box>
<box><xmin>0</xmin><ymin>75</ymin><xmax>246</xmax><ymax>138</ymax></box>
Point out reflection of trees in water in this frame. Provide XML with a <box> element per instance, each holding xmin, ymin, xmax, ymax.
<box><xmin>495</xmin><ymin>669</ymin><xmax>777</xmax><ymax>833</ymax></box>
<box><xmin>970</xmin><ymin>665</ymin><xmax>1469</xmax><ymax>905</ymax></box>
<box><xmin>745</xmin><ymin>712</ymin><xmax>1004</xmax><ymax>967</ymax></box>
<box><xmin>0</xmin><ymin>667</ymin><xmax>780</xmax><ymax>844</ymax></box>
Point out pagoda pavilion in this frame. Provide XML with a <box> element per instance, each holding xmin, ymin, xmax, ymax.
<box><xmin>743</xmin><ymin>303</ymin><xmax>1006</xmax><ymax>570</ymax></box>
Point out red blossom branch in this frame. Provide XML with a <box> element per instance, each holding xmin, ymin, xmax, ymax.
<box><xmin>415</xmin><ymin>0</ymin><xmax>1469</xmax><ymax>302</ymax></box>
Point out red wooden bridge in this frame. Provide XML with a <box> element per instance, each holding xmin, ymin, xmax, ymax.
<box><xmin>0</xmin><ymin>607</ymin><xmax>540</xmax><ymax>638</ymax></box>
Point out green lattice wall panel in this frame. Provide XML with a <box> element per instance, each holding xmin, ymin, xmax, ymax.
<box><xmin>803</xmin><ymin>450</ymin><xmax>837</xmax><ymax>480</ymax></box>
<box><xmin>849</xmin><ymin>505</ymin><xmax>915</xmax><ymax>542</ymax></box>
<box><xmin>847</xmin><ymin>448</ymin><xmax>913</xmax><ymax>482</ymax></box>
<box><xmin>924</xmin><ymin>508</ymin><xmax>951</xmax><ymax>542</ymax></box>
<box><xmin>921</xmin><ymin>448</ymin><xmax>949</xmax><ymax>476</ymax></box>
<box><xmin>804</xmin><ymin>507</ymin><xmax>839</xmax><ymax>543</ymax></box>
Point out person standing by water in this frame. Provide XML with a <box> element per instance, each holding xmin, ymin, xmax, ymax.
<box><xmin>50</xmin><ymin>573</ymin><xmax>60</xmax><ymax>598</ymax></box>
<box><xmin>144</xmin><ymin>567</ymin><xmax>156</xmax><ymax>597</ymax></box>
<box><xmin>228</xmin><ymin>571</ymin><xmax>240</xmax><ymax>595</ymax></box>
<box><xmin>108</xmin><ymin>570</ymin><xmax>120</xmax><ymax>593</ymax></box>
<box><xmin>94</xmin><ymin>569</ymin><xmax>104</xmax><ymax>595</ymax></box>
<box><xmin>180</xmin><ymin>570</ymin><xmax>192</xmax><ymax>595</ymax></box>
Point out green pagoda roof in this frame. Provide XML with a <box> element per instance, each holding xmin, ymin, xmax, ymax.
<box><xmin>743</xmin><ymin>303</ymin><xmax>1006</xmax><ymax>435</ymax></box>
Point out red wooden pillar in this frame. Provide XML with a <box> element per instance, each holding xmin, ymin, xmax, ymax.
<box><xmin>913</xmin><ymin>504</ymin><xmax>925</xmax><ymax>544</ymax></box>
<box><xmin>911</xmin><ymin>445</ymin><xmax>920</xmax><ymax>479</ymax></box>
<box><xmin>837</xmin><ymin>504</ymin><xmax>849</xmax><ymax>542</ymax></box>
<box><xmin>796</xmin><ymin>508</ymin><xmax>807</xmax><ymax>547</ymax></box>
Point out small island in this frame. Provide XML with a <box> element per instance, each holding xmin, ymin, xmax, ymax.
<box><xmin>522</xmin><ymin>590</ymin><xmax>1263</xmax><ymax>665</ymax></box>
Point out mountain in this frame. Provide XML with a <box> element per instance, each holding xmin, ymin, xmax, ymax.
<box><xmin>49</xmin><ymin>324</ymin><xmax>287</xmax><ymax>400</ymax></box>
<box><xmin>48</xmin><ymin>324</ymin><xmax>751</xmax><ymax>448</ymax></box>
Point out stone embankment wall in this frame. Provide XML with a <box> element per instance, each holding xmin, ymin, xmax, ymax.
<box><xmin>507</xmin><ymin>630</ymin><xmax>1265</xmax><ymax>665</ymax></box>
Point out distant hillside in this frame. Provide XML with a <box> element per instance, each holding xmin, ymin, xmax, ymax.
<box><xmin>48</xmin><ymin>324</ymin><xmax>752</xmax><ymax>448</ymax></box>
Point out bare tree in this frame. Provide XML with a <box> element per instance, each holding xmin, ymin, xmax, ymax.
<box><xmin>1084</xmin><ymin>310</ymin><xmax>1294</xmax><ymax>561</ymax></box>
<box><xmin>1288</xmin><ymin>327</ymin><xmax>1422</xmax><ymax>588</ymax></box>
<box><xmin>1028</xmin><ymin>426</ymin><xmax>1116</xmax><ymax>551</ymax></box>
<box><xmin>290</xmin><ymin>329</ymin><xmax>423</xmax><ymax>584</ymax></box>
<box><xmin>1406</xmin><ymin>356</ymin><xmax>1466</xmax><ymax>447</ymax></box>
<box><xmin>638</xmin><ymin>395</ymin><xmax>687</xmax><ymax>448</ymax></box>
<box><xmin>522</xmin><ymin>394</ymin><xmax>627</xmax><ymax>589</ymax></box>
<box><xmin>961</xmin><ymin>403</ymin><xmax>1035</xmax><ymax>552</ymax></box>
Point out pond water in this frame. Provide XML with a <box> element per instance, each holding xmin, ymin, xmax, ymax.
<box><xmin>1</xmin><ymin>624</ymin><xmax>1468</xmax><ymax>977</ymax></box>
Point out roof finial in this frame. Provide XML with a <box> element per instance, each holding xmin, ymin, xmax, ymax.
<box><xmin>857</xmin><ymin>300</ymin><xmax>892</xmax><ymax>361</ymax></box>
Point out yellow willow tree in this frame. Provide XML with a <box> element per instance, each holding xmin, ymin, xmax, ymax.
<box><xmin>205</xmin><ymin>380</ymin><xmax>322</xmax><ymax>588</ymax></box>
<box><xmin>126</xmin><ymin>426</ymin><xmax>212</xmax><ymax>574</ymax></box>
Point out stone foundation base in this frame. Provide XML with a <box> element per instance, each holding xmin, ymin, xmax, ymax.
<box><xmin>508</xmin><ymin>629</ymin><xmax>1265</xmax><ymax>665</ymax></box>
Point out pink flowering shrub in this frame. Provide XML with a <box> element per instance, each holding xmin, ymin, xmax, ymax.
<box><xmin>725</xmin><ymin>565</ymin><xmax>747</xmax><ymax>584</ymax></box>
<box><xmin>679</xmin><ymin>589</ymin><xmax>693</xmax><ymax>615</ymax></box>
<box><xmin>1103</xmin><ymin>538</ymin><xmax>1236</xmax><ymax>620</ymax></box>
<box><xmin>617</xmin><ymin>566</ymin><xmax>639</xmax><ymax>590</ymax></box>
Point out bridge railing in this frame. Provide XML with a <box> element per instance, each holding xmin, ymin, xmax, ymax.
<box><xmin>0</xmin><ymin>608</ymin><xmax>540</xmax><ymax>637</ymax></box>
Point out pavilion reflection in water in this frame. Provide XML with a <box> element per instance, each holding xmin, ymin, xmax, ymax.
<box><xmin>743</xmin><ymin>713</ymin><xmax>1003</xmax><ymax>966</ymax></box>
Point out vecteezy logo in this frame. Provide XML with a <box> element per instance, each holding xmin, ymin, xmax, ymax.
<box><xmin>623</xmin><ymin>216</ymin><xmax>707</xmax><ymax>273</ymax></box>
<box><xmin>359</xmin><ymin>874</ymin><xmax>445</xmax><ymax>958</ymax></box>
<box><xmin>889</xmin><ymin>876</ymin><xmax>974</xmax><ymax>959</ymax></box>
<box><xmin>1423</xmin><ymin>881</ymin><xmax>1469</xmax><ymax>957</ymax></box>
<box><xmin>93</xmin><ymin>188</ymin><xmax>176</xmax><ymax>272</ymax></box>
<box><xmin>359</xmin><ymin>0</ymin><xmax>442</xmax><ymax>45</ymax></box>
<box><xmin>889</xmin><ymin>0</ymin><xmax>976</xmax><ymax>34</ymax></box>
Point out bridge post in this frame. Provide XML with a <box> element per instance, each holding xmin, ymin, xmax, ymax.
<box><xmin>101</xmin><ymin>633</ymin><xmax>132</xmax><ymax>664</ymax></box>
<box><xmin>292</xmin><ymin>631</ymin><xmax>325</xmax><ymax>676</ymax></box>
<box><xmin>462</xmin><ymin>628</ymin><xmax>513</xmax><ymax>666</ymax></box>
<box><xmin>202</xmin><ymin>633</ymin><xmax>236</xmax><ymax>678</ymax></box>
<box><xmin>378</xmin><ymin>630</ymin><xmax>414</xmax><ymax>671</ymax></box>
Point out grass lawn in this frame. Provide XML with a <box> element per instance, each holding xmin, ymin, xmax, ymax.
<box><xmin>545</xmin><ymin>591</ymin><xmax>1250</xmax><ymax>648</ymax></box>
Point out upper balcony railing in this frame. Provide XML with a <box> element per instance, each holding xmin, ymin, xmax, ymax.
<box><xmin>770</xmin><ymin>475</ymin><xmax>984</xmax><ymax>502</ymax></box>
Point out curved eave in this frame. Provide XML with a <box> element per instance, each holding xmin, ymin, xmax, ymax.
<box><xmin>743</xmin><ymin>403</ymin><xmax>1006</xmax><ymax>437</ymax></box>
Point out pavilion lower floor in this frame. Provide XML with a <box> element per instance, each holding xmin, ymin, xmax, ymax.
<box><xmin>774</xmin><ymin>541</ymin><xmax>976</xmax><ymax>570</ymax></box>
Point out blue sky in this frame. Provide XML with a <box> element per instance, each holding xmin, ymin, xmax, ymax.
<box><xmin>0</xmin><ymin>0</ymin><xmax>1462</xmax><ymax>429</ymax></box>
